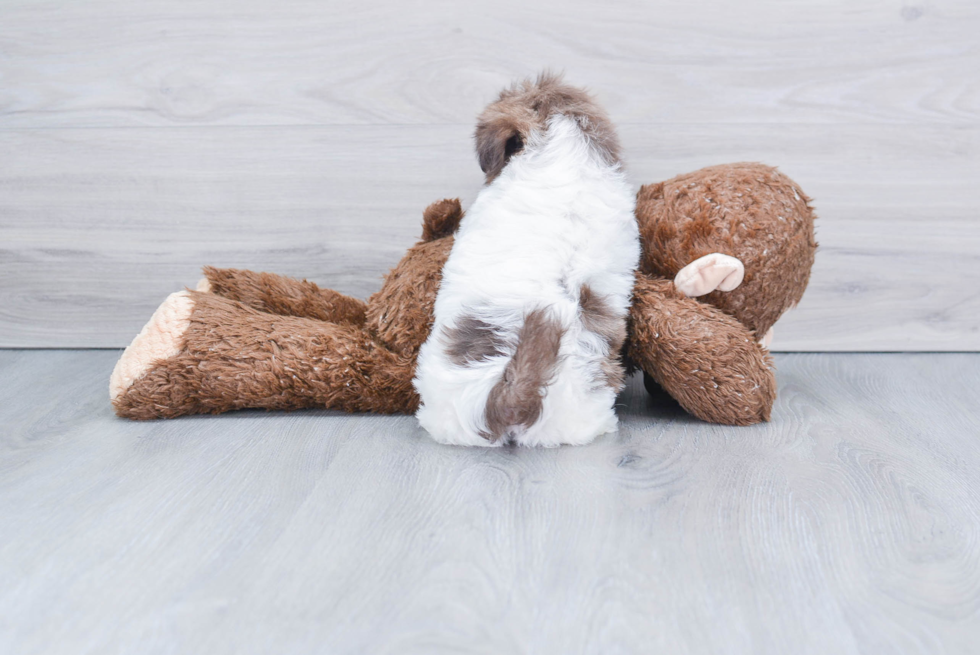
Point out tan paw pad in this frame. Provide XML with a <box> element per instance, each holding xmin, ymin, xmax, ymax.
<box><xmin>109</xmin><ymin>291</ymin><xmax>194</xmax><ymax>401</ymax></box>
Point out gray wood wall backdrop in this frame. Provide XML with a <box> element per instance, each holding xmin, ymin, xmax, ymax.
<box><xmin>1</xmin><ymin>0</ymin><xmax>978</xmax><ymax>350</ymax></box>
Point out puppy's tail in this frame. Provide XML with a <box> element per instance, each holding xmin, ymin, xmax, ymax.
<box><xmin>482</xmin><ymin>308</ymin><xmax>564</xmax><ymax>442</ymax></box>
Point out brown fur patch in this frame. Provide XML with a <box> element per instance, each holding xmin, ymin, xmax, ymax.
<box><xmin>483</xmin><ymin>308</ymin><xmax>564</xmax><ymax>443</ymax></box>
<box><xmin>475</xmin><ymin>72</ymin><xmax>621</xmax><ymax>182</ymax></box>
<box><xmin>579</xmin><ymin>285</ymin><xmax>627</xmax><ymax>391</ymax></box>
<box><xmin>442</xmin><ymin>315</ymin><xmax>506</xmax><ymax>366</ymax></box>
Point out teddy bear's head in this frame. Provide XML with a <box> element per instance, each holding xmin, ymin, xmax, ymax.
<box><xmin>637</xmin><ymin>162</ymin><xmax>817</xmax><ymax>337</ymax></box>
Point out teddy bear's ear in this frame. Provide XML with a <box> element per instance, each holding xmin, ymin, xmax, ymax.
<box><xmin>475</xmin><ymin>115</ymin><xmax>525</xmax><ymax>182</ymax></box>
<box><xmin>421</xmin><ymin>198</ymin><xmax>464</xmax><ymax>242</ymax></box>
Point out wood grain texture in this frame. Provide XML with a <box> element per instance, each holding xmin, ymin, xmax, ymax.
<box><xmin>1</xmin><ymin>351</ymin><xmax>979</xmax><ymax>654</ymax></box>
<box><xmin>0</xmin><ymin>0</ymin><xmax>977</xmax><ymax>127</ymax></box>
<box><xmin>1</xmin><ymin>124</ymin><xmax>977</xmax><ymax>349</ymax></box>
<box><xmin>1</xmin><ymin>0</ymin><xmax>978</xmax><ymax>349</ymax></box>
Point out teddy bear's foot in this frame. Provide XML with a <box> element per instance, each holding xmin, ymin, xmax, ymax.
<box><xmin>673</xmin><ymin>253</ymin><xmax>744</xmax><ymax>297</ymax></box>
<box><xmin>109</xmin><ymin>291</ymin><xmax>194</xmax><ymax>402</ymax></box>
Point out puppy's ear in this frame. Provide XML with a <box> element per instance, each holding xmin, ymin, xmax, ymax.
<box><xmin>475</xmin><ymin>116</ymin><xmax>524</xmax><ymax>182</ymax></box>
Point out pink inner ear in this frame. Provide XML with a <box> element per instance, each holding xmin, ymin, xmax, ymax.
<box><xmin>673</xmin><ymin>253</ymin><xmax>745</xmax><ymax>297</ymax></box>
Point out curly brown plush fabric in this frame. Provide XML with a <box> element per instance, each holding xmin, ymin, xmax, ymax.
<box><xmin>627</xmin><ymin>275</ymin><xmax>776</xmax><ymax>425</ymax></box>
<box><xmin>112</xmin><ymin>164</ymin><xmax>815</xmax><ymax>426</ymax></box>
<box><xmin>113</xmin><ymin>199</ymin><xmax>463</xmax><ymax>420</ymax></box>
<box><xmin>113</xmin><ymin>291</ymin><xmax>418</xmax><ymax>419</ymax></box>
<box><xmin>202</xmin><ymin>266</ymin><xmax>368</xmax><ymax>326</ymax></box>
<box><xmin>637</xmin><ymin>163</ymin><xmax>817</xmax><ymax>336</ymax></box>
<box><xmin>365</xmin><ymin>199</ymin><xmax>460</xmax><ymax>359</ymax></box>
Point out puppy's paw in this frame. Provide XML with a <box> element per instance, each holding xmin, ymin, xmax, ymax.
<box><xmin>195</xmin><ymin>277</ymin><xmax>211</xmax><ymax>292</ymax></box>
<box><xmin>110</xmin><ymin>291</ymin><xmax>194</xmax><ymax>402</ymax></box>
<box><xmin>674</xmin><ymin>253</ymin><xmax>745</xmax><ymax>297</ymax></box>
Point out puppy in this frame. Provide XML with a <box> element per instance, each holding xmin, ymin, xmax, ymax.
<box><xmin>413</xmin><ymin>73</ymin><xmax>640</xmax><ymax>447</ymax></box>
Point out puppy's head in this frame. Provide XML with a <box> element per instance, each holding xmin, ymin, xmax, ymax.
<box><xmin>474</xmin><ymin>72</ymin><xmax>621</xmax><ymax>183</ymax></box>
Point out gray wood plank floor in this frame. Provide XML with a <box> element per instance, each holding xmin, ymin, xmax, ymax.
<box><xmin>2</xmin><ymin>0</ymin><xmax>978</xmax><ymax>350</ymax></box>
<box><xmin>1</xmin><ymin>350</ymin><xmax>978</xmax><ymax>654</ymax></box>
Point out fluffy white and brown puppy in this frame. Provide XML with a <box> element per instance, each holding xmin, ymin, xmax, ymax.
<box><xmin>413</xmin><ymin>73</ymin><xmax>640</xmax><ymax>447</ymax></box>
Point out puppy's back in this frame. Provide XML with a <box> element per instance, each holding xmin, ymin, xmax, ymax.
<box><xmin>414</xmin><ymin>74</ymin><xmax>639</xmax><ymax>447</ymax></box>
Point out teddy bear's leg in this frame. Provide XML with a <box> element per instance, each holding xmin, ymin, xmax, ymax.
<box><xmin>673</xmin><ymin>253</ymin><xmax>745</xmax><ymax>298</ymax></box>
<box><xmin>629</xmin><ymin>275</ymin><xmax>775</xmax><ymax>425</ymax></box>
<box><xmin>110</xmin><ymin>290</ymin><xmax>417</xmax><ymax>420</ymax></box>
<box><xmin>196</xmin><ymin>266</ymin><xmax>368</xmax><ymax>326</ymax></box>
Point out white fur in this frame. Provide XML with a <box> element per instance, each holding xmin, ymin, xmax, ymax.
<box><xmin>413</xmin><ymin>115</ymin><xmax>640</xmax><ymax>447</ymax></box>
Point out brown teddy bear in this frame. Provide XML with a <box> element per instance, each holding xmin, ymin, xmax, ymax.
<box><xmin>109</xmin><ymin>162</ymin><xmax>815</xmax><ymax>426</ymax></box>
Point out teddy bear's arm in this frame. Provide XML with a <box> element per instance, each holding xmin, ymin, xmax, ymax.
<box><xmin>628</xmin><ymin>274</ymin><xmax>776</xmax><ymax>426</ymax></box>
<box><xmin>199</xmin><ymin>266</ymin><xmax>367</xmax><ymax>326</ymax></box>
